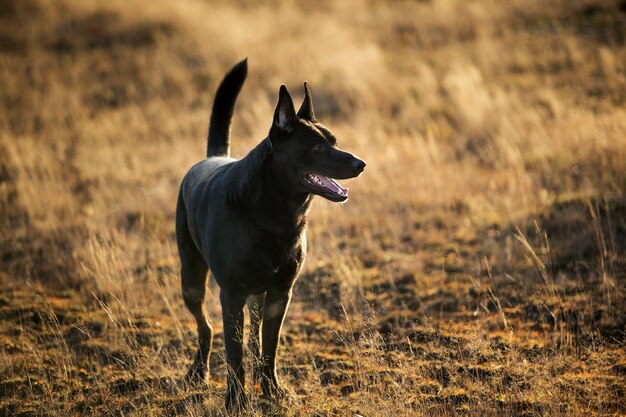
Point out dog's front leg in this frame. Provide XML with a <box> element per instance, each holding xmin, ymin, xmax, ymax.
<box><xmin>220</xmin><ymin>290</ymin><xmax>248</xmax><ymax>411</ymax></box>
<box><xmin>246</xmin><ymin>293</ymin><xmax>265</xmax><ymax>386</ymax></box>
<box><xmin>260</xmin><ymin>288</ymin><xmax>292</xmax><ymax>399</ymax></box>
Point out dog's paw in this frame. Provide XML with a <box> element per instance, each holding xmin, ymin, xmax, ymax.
<box><xmin>225</xmin><ymin>389</ymin><xmax>250</xmax><ymax>414</ymax></box>
<box><xmin>261</xmin><ymin>381</ymin><xmax>293</xmax><ymax>402</ymax></box>
<box><xmin>180</xmin><ymin>366</ymin><xmax>208</xmax><ymax>389</ymax></box>
<box><xmin>257</xmin><ymin>387</ymin><xmax>298</xmax><ymax>414</ymax></box>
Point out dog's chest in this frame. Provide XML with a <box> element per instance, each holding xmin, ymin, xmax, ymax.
<box><xmin>254</xmin><ymin>229</ymin><xmax>305</xmax><ymax>279</ymax></box>
<box><xmin>205</xmin><ymin>204</ymin><xmax>308</xmax><ymax>292</ymax></box>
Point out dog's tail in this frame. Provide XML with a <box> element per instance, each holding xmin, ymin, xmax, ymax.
<box><xmin>206</xmin><ymin>58</ymin><xmax>248</xmax><ymax>158</ymax></box>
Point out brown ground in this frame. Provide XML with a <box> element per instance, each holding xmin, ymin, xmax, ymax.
<box><xmin>1</xmin><ymin>0</ymin><xmax>625</xmax><ymax>415</ymax></box>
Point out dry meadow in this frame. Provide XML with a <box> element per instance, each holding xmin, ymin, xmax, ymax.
<box><xmin>1</xmin><ymin>0</ymin><xmax>625</xmax><ymax>415</ymax></box>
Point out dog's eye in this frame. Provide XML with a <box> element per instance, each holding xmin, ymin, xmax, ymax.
<box><xmin>312</xmin><ymin>144</ymin><xmax>323</xmax><ymax>151</ymax></box>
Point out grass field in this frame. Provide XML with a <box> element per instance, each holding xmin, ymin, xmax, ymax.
<box><xmin>1</xmin><ymin>0</ymin><xmax>625</xmax><ymax>415</ymax></box>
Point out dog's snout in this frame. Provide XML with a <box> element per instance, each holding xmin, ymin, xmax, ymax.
<box><xmin>351</xmin><ymin>158</ymin><xmax>366</xmax><ymax>172</ymax></box>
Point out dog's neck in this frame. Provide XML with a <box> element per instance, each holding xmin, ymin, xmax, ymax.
<box><xmin>256</xmin><ymin>158</ymin><xmax>312</xmax><ymax>236</ymax></box>
<box><xmin>229</xmin><ymin>138</ymin><xmax>311</xmax><ymax>237</ymax></box>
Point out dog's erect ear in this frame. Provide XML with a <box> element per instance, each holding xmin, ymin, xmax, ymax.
<box><xmin>296</xmin><ymin>81</ymin><xmax>315</xmax><ymax>121</ymax></box>
<box><xmin>272</xmin><ymin>85</ymin><xmax>297</xmax><ymax>133</ymax></box>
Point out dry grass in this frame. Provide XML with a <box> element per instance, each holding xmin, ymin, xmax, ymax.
<box><xmin>1</xmin><ymin>0</ymin><xmax>625</xmax><ymax>415</ymax></box>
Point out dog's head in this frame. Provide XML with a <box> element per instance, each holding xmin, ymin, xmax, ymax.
<box><xmin>267</xmin><ymin>83</ymin><xmax>365</xmax><ymax>203</ymax></box>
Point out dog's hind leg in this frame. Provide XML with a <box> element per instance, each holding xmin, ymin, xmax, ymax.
<box><xmin>177</xmin><ymin>196</ymin><xmax>212</xmax><ymax>383</ymax></box>
<box><xmin>181</xmin><ymin>259</ymin><xmax>211</xmax><ymax>383</ymax></box>
<box><xmin>246</xmin><ymin>293</ymin><xmax>265</xmax><ymax>386</ymax></box>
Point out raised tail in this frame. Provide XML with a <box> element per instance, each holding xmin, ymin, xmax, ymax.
<box><xmin>206</xmin><ymin>58</ymin><xmax>248</xmax><ymax>158</ymax></box>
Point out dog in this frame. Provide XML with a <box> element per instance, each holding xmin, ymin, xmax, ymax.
<box><xmin>176</xmin><ymin>58</ymin><xmax>365</xmax><ymax>411</ymax></box>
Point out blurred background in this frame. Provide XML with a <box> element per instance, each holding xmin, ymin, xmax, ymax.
<box><xmin>0</xmin><ymin>0</ymin><xmax>624</xmax><ymax>415</ymax></box>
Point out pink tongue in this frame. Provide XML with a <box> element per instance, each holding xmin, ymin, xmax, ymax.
<box><xmin>318</xmin><ymin>175</ymin><xmax>348</xmax><ymax>195</ymax></box>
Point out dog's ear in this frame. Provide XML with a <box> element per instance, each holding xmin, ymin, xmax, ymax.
<box><xmin>272</xmin><ymin>85</ymin><xmax>297</xmax><ymax>133</ymax></box>
<box><xmin>297</xmin><ymin>81</ymin><xmax>315</xmax><ymax>121</ymax></box>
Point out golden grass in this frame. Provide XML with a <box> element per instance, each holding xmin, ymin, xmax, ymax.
<box><xmin>1</xmin><ymin>0</ymin><xmax>625</xmax><ymax>415</ymax></box>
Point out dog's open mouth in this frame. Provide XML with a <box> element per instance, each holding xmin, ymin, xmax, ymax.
<box><xmin>303</xmin><ymin>173</ymin><xmax>348</xmax><ymax>202</ymax></box>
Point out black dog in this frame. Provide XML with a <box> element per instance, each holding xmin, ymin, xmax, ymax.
<box><xmin>176</xmin><ymin>59</ymin><xmax>365</xmax><ymax>410</ymax></box>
